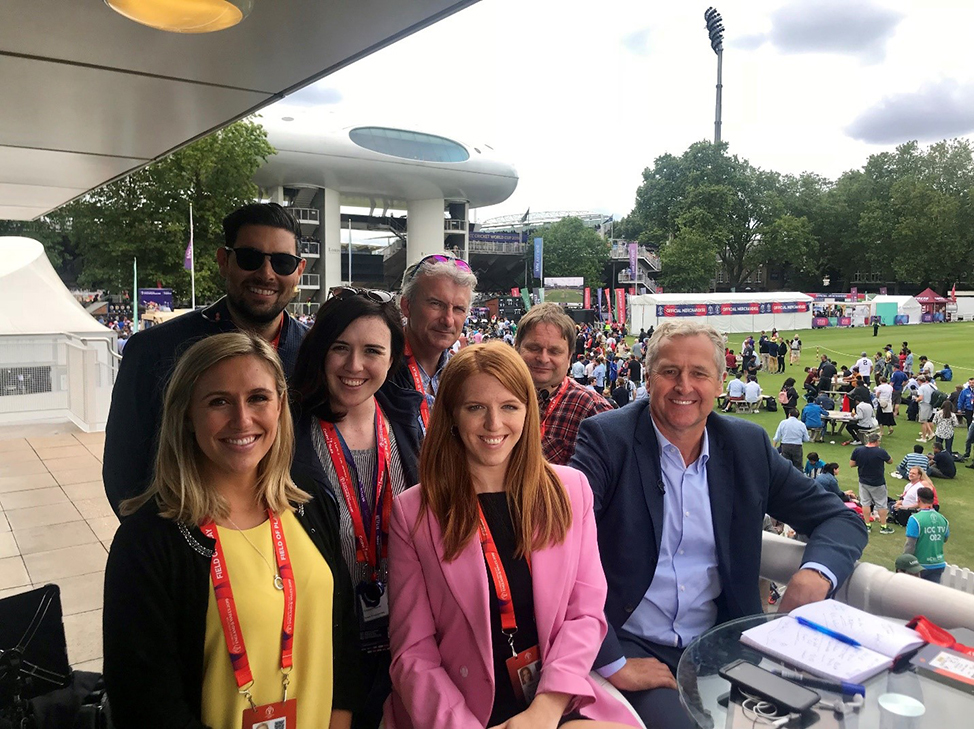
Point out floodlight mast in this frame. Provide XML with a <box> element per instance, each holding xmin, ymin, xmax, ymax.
<box><xmin>704</xmin><ymin>7</ymin><xmax>725</xmax><ymax>144</ymax></box>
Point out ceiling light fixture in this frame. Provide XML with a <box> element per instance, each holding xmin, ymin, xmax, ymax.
<box><xmin>105</xmin><ymin>0</ymin><xmax>254</xmax><ymax>34</ymax></box>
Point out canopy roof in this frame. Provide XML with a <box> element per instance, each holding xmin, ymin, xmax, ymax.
<box><xmin>914</xmin><ymin>287</ymin><xmax>948</xmax><ymax>303</ymax></box>
<box><xmin>0</xmin><ymin>237</ymin><xmax>111</xmax><ymax>335</ymax></box>
<box><xmin>1</xmin><ymin>0</ymin><xmax>478</xmax><ymax>220</ymax></box>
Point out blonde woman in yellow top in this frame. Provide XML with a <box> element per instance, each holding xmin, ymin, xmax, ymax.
<box><xmin>104</xmin><ymin>332</ymin><xmax>362</xmax><ymax>728</ymax></box>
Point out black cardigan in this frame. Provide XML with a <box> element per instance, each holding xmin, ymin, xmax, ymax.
<box><xmin>102</xmin><ymin>473</ymin><xmax>363</xmax><ymax>729</ymax></box>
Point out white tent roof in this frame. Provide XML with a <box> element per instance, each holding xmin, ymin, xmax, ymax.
<box><xmin>870</xmin><ymin>295</ymin><xmax>919</xmax><ymax>306</ymax></box>
<box><xmin>0</xmin><ymin>237</ymin><xmax>111</xmax><ymax>336</ymax></box>
<box><xmin>631</xmin><ymin>291</ymin><xmax>813</xmax><ymax>304</ymax></box>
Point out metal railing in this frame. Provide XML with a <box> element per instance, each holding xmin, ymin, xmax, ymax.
<box><xmin>291</xmin><ymin>207</ymin><xmax>320</xmax><ymax>225</ymax></box>
<box><xmin>0</xmin><ymin>332</ymin><xmax>118</xmax><ymax>432</ymax></box>
<box><xmin>299</xmin><ymin>240</ymin><xmax>320</xmax><ymax>257</ymax></box>
<box><xmin>610</xmin><ymin>245</ymin><xmax>661</xmax><ymax>270</ymax></box>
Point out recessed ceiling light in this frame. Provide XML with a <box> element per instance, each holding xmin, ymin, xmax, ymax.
<box><xmin>105</xmin><ymin>0</ymin><xmax>254</xmax><ymax>34</ymax></box>
<box><xmin>282</xmin><ymin>116</ymin><xmax>294</xmax><ymax>122</ymax></box>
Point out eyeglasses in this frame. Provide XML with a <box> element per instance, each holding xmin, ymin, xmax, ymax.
<box><xmin>224</xmin><ymin>246</ymin><xmax>303</xmax><ymax>276</ymax></box>
<box><xmin>328</xmin><ymin>286</ymin><xmax>396</xmax><ymax>304</ymax></box>
<box><xmin>404</xmin><ymin>254</ymin><xmax>472</xmax><ymax>283</ymax></box>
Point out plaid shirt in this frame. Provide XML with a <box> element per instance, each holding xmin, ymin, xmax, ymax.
<box><xmin>540</xmin><ymin>378</ymin><xmax>613</xmax><ymax>465</ymax></box>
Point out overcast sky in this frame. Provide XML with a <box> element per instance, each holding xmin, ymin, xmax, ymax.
<box><xmin>275</xmin><ymin>0</ymin><xmax>974</xmax><ymax>224</ymax></box>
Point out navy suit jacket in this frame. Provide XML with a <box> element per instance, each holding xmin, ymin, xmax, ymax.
<box><xmin>569</xmin><ymin>399</ymin><xmax>867</xmax><ymax>669</ymax></box>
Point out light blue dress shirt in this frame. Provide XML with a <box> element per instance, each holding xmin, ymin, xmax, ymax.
<box><xmin>597</xmin><ymin>417</ymin><xmax>838</xmax><ymax>679</ymax></box>
<box><xmin>773</xmin><ymin>417</ymin><xmax>809</xmax><ymax>445</ymax></box>
<box><xmin>621</xmin><ymin>423</ymin><xmax>721</xmax><ymax>648</ymax></box>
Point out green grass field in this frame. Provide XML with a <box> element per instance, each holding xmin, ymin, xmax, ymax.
<box><xmin>712</xmin><ymin>322</ymin><xmax>974</xmax><ymax>573</ymax></box>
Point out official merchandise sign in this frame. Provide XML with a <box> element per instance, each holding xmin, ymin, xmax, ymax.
<box><xmin>656</xmin><ymin>301</ymin><xmax>810</xmax><ymax>317</ymax></box>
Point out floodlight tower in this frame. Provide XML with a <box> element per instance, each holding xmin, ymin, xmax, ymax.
<box><xmin>704</xmin><ymin>7</ymin><xmax>725</xmax><ymax>144</ymax></box>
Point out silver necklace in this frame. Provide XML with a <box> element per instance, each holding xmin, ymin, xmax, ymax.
<box><xmin>225</xmin><ymin>516</ymin><xmax>284</xmax><ymax>590</ymax></box>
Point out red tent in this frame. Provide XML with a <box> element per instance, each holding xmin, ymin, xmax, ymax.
<box><xmin>914</xmin><ymin>287</ymin><xmax>948</xmax><ymax>303</ymax></box>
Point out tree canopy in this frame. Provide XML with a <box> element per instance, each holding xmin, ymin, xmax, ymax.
<box><xmin>532</xmin><ymin>216</ymin><xmax>609</xmax><ymax>289</ymax></box>
<box><xmin>620</xmin><ymin>137</ymin><xmax>974</xmax><ymax>293</ymax></box>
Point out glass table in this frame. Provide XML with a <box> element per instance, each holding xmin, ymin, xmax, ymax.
<box><xmin>676</xmin><ymin>614</ymin><xmax>973</xmax><ymax>729</ymax></box>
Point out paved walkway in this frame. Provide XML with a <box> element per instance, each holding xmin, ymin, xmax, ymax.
<box><xmin>0</xmin><ymin>422</ymin><xmax>116</xmax><ymax>673</ymax></box>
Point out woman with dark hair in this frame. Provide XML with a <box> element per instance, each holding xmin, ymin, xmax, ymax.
<box><xmin>384</xmin><ymin>342</ymin><xmax>639</xmax><ymax>729</ymax></box>
<box><xmin>779</xmin><ymin>377</ymin><xmax>799</xmax><ymax>411</ymax></box>
<box><xmin>104</xmin><ymin>332</ymin><xmax>361</xmax><ymax>729</ymax></box>
<box><xmin>290</xmin><ymin>288</ymin><xmax>423</xmax><ymax>729</ymax></box>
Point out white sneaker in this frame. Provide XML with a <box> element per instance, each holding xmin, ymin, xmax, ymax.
<box><xmin>890</xmin><ymin>472</ymin><xmax>903</xmax><ymax>479</ymax></box>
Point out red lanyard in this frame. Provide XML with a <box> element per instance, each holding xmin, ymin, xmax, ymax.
<box><xmin>200</xmin><ymin>510</ymin><xmax>296</xmax><ymax>700</ymax></box>
<box><xmin>477</xmin><ymin>503</ymin><xmax>531</xmax><ymax>639</ymax></box>
<box><xmin>539</xmin><ymin>379</ymin><xmax>569</xmax><ymax>440</ymax></box>
<box><xmin>403</xmin><ymin>341</ymin><xmax>432</xmax><ymax>430</ymax></box>
<box><xmin>319</xmin><ymin>401</ymin><xmax>392</xmax><ymax>580</ymax></box>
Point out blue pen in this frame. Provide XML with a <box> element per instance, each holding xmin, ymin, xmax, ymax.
<box><xmin>795</xmin><ymin>616</ymin><xmax>862</xmax><ymax>647</ymax></box>
<box><xmin>770</xmin><ymin>669</ymin><xmax>866</xmax><ymax>697</ymax></box>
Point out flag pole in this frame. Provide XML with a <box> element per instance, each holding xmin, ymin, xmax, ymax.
<box><xmin>132</xmin><ymin>257</ymin><xmax>139</xmax><ymax>333</ymax></box>
<box><xmin>189</xmin><ymin>203</ymin><xmax>196</xmax><ymax>309</ymax></box>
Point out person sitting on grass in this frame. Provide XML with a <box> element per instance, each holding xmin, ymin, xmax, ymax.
<box><xmin>804</xmin><ymin>452</ymin><xmax>826</xmax><ymax>479</ymax></box>
<box><xmin>895</xmin><ymin>444</ymin><xmax>927</xmax><ymax>480</ymax></box>
<box><xmin>814</xmin><ymin>463</ymin><xmax>858</xmax><ymax>504</ymax></box>
<box><xmin>927</xmin><ymin>441</ymin><xmax>956</xmax><ymax>479</ymax></box>
<box><xmin>933</xmin><ymin>364</ymin><xmax>952</xmax><ymax>381</ymax></box>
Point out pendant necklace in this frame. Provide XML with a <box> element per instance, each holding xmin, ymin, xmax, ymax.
<box><xmin>226</xmin><ymin>515</ymin><xmax>284</xmax><ymax>590</ymax></box>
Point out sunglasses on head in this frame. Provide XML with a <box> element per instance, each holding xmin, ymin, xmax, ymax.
<box><xmin>224</xmin><ymin>246</ymin><xmax>303</xmax><ymax>276</ymax></box>
<box><xmin>328</xmin><ymin>286</ymin><xmax>396</xmax><ymax>304</ymax></box>
<box><xmin>404</xmin><ymin>254</ymin><xmax>472</xmax><ymax>283</ymax></box>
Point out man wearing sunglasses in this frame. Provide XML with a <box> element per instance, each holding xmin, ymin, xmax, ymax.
<box><xmin>103</xmin><ymin>203</ymin><xmax>309</xmax><ymax>515</ymax></box>
<box><xmin>388</xmin><ymin>254</ymin><xmax>478</xmax><ymax>434</ymax></box>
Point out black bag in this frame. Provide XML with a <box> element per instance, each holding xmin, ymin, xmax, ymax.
<box><xmin>765</xmin><ymin>397</ymin><xmax>778</xmax><ymax>412</ymax></box>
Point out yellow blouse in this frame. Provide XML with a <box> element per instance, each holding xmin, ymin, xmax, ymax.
<box><xmin>202</xmin><ymin>510</ymin><xmax>334</xmax><ymax>728</ymax></box>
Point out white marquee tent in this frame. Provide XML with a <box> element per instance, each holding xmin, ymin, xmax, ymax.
<box><xmin>1</xmin><ymin>237</ymin><xmax>115</xmax><ymax>430</ymax></box>
<box><xmin>0</xmin><ymin>237</ymin><xmax>112</xmax><ymax>336</ymax></box>
<box><xmin>868</xmin><ymin>295</ymin><xmax>922</xmax><ymax>325</ymax></box>
<box><xmin>629</xmin><ymin>292</ymin><xmax>814</xmax><ymax>334</ymax></box>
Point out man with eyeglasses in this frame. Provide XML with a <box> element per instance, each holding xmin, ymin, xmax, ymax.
<box><xmin>388</xmin><ymin>254</ymin><xmax>478</xmax><ymax>434</ymax></box>
<box><xmin>103</xmin><ymin>203</ymin><xmax>309</xmax><ymax>515</ymax></box>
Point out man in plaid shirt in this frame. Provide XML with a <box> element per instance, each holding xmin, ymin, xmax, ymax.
<box><xmin>516</xmin><ymin>303</ymin><xmax>612</xmax><ymax>465</ymax></box>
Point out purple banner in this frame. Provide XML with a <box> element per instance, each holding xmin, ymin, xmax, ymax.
<box><xmin>628</xmin><ymin>242</ymin><xmax>638</xmax><ymax>277</ymax></box>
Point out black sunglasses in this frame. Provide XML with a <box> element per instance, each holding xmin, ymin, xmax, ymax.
<box><xmin>328</xmin><ymin>286</ymin><xmax>395</xmax><ymax>304</ymax></box>
<box><xmin>224</xmin><ymin>246</ymin><xmax>303</xmax><ymax>276</ymax></box>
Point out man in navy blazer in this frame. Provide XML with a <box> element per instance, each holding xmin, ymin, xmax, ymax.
<box><xmin>570</xmin><ymin>321</ymin><xmax>867</xmax><ymax>729</ymax></box>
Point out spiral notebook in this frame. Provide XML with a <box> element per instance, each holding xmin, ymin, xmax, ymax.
<box><xmin>740</xmin><ymin>600</ymin><xmax>926</xmax><ymax>683</ymax></box>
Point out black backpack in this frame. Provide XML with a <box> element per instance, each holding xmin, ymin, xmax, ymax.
<box><xmin>930</xmin><ymin>389</ymin><xmax>948</xmax><ymax>409</ymax></box>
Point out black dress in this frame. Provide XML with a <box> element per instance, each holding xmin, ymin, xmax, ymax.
<box><xmin>477</xmin><ymin>493</ymin><xmax>588</xmax><ymax>726</ymax></box>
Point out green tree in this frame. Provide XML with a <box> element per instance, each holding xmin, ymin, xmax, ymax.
<box><xmin>625</xmin><ymin>141</ymin><xmax>788</xmax><ymax>289</ymax></box>
<box><xmin>534</xmin><ymin>216</ymin><xmax>609</xmax><ymax>288</ymax></box>
<box><xmin>61</xmin><ymin>119</ymin><xmax>274</xmax><ymax>302</ymax></box>
<box><xmin>658</xmin><ymin>225</ymin><xmax>718</xmax><ymax>292</ymax></box>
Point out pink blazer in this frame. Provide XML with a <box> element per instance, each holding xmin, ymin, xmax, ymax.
<box><xmin>383</xmin><ymin>464</ymin><xmax>640</xmax><ymax>728</ymax></box>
